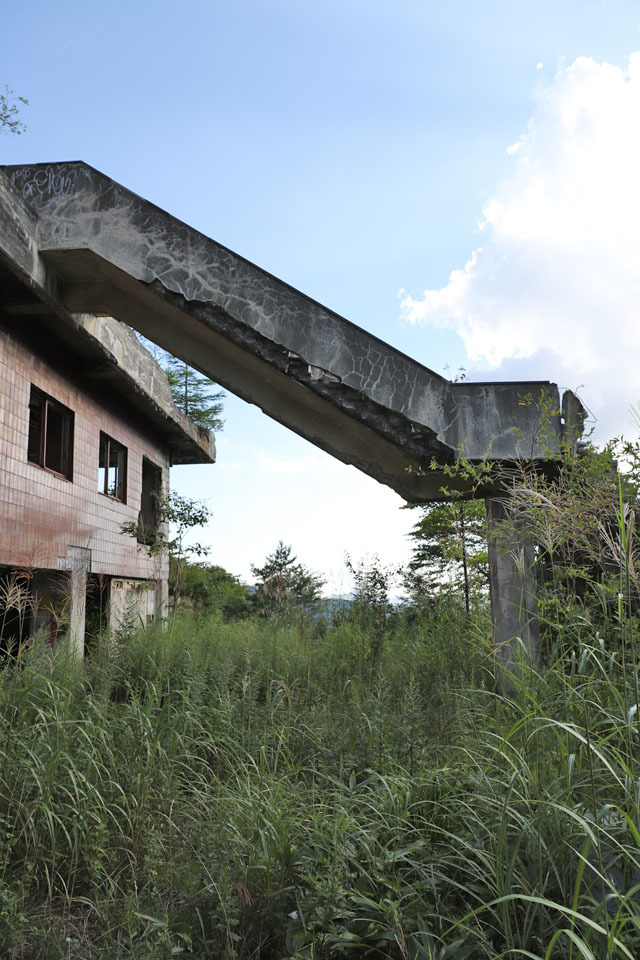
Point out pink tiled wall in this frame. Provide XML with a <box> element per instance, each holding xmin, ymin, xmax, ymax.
<box><xmin>0</xmin><ymin>323</ymin><xmax>170</xmax><ymax>581</ymax></box>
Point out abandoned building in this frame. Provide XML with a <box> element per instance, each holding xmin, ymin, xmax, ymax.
<box><xmin>0</xmin><ymin>264</ymin><xmax>214</xmax><ymax>656</ymax></box>
<box><xmin>0</xmin><ymin>161</ymin><xmax>586</xmax><ymax>675</ymax></box>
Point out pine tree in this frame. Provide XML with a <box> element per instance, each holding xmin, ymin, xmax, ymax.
<box><xmin>405</xmin><ymin>500</ymin><xmax>488</xmax><ymax>614</ymax></box>
<box><xmin>251</xmin><ymin>541</ymin><xmax>325</xmax><ymax>617</ymax></box>
<box><xmin>165</xmin><ymin>358</ymin><xmax>224</xmax><ymax>432</ymax></box>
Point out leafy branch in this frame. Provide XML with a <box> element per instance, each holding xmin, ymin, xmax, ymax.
<box><xmin>0</xmin><ymin>87</ymin><xmax>28</xmax><ymax>135</ymax></box>
<box><xmin>120</xmin><ymin>491</ymin><xmax>211</xmax><ymax>561</ymax></box>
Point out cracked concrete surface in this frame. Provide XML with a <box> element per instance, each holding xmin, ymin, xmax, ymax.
<box><xmin>0</xmin><ymin>161</ymin><xmax>585</xmax><ymax>501</ymax></box>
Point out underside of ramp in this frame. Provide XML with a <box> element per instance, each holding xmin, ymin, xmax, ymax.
<box><xmin>0</xmin><ymin>162</ymin><xmax>584</xmax><ymax>501</ymax></box>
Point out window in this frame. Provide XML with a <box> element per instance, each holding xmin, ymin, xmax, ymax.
<box><xmin>98</xmin><ymin>432</ymin><xmax>127</xmax><ymax>502</ymax></box>
<box><xmin>28</xmin><ymin>387</ymin><xmax>74</xmax><ymax>479</ymax></box>
<box><xmin>138</xmin><ymin>457</ymin><xmax>162</xmax><ymax>544</ymax></box>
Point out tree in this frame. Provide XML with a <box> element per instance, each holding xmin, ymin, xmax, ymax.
<box><xmin>131</xmin><ymin>335</ymin><xmax>224</xmax><ymax>431</ymax></box>
<box><xmin>251</xmin><ymin>541</ymin><xmax>325</xmax><ymax>618</ymax></box>
<box><xmin>0</xmin><ymin>87</ymin><xmax>28</xmax><ymax>135</ymax></box>
<box><xmin>122</xmin><ymin>490</ymin><xmax>211</xmax><ymax>560</ymax></box>
<box><xmin>121</xmin><ymin>491</ymin><xmax>212</xmax><ymax>609</ymax></box>
<box><xmin>165</xmin><ymin>357</ymin><xmax>224</xmax><ymax>432</ymax></box>
<box><xmin>346</xmin><ymin>554</ymin><xmax>395</xmax><ymax>613</ymax></box>
<box><xmin>344</xmin><ymin>554</ymin><xmax>398</xmax><ymax>666</ymax></box>
<box><xmin>405</xmin><ymin>500</ymin><xmax>488</xmax><ymax>614</ymax></box>
<box><xmin>168</xmin><ymin>559</ymin><xmax>252</xmax><ymax>620</ymax></box>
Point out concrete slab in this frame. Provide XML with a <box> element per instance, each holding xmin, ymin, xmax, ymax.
<box><xmin>0</xmin><ymin>169</ymin><xmax>214</xmax><ymax>465</ymax></box>
<box><xmin>1</xmin><ymin>161</ymin><xmax>584</xmax><ymax>501</ymax></box>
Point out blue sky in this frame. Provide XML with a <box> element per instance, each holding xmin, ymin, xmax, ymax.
<box><xmin>4</xmin><ymin>1</ymin><xmax>640</xmax><ymax>591</ymax></box>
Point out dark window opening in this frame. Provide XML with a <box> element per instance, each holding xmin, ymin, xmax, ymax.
<box><xmin>138</xmin><ymin>458</ymin><xmax>162</xmax><ymax>545</ymax></box>
<box><xmin>27</xmin><ymin>387</ymin><xmax>74</xmax><ymax>480</ymax></box>
<box><xmin>98</xmin><ymin>432</ymin><xmax>127</xmax><ymax>502</ymax></box>
<box><xmin>85</xmin><ymin>574</ymin><xmax>109</xmax><ymax>654</ymax></box>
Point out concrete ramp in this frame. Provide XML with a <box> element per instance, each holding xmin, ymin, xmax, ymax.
<box><xmin>1</xmin><ymin>162</ymin><xmax>583</xmax><ymax>501</ymax></box>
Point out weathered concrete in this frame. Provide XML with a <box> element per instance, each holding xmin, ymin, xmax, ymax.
<box><xmin>0</xmin><ymin>169</ymin><xmax>214</xmax><ymax>466</ymax></box>
<box><xmin>73</xmin><ymin>314</ymin><xmax>215</xmax><ymax>465</ymax></box>
<box><xmin>0</xmin><ymin>162</ymin><xmax>587</xmax><ymax>675</ymax></box>
<box><xmin>486</xmin><ymin>497</ymin><xmax>540</xmax><ymax>681</ymax></box>
<box><xmin>0</xmin><ymin>162</ymin><xmax>583</xmax><ymax>501</ymax></box>
<box><xmin>58</xmin><ymin>547</ymin><xmax>91</xmax><ymax>658</ymax></box>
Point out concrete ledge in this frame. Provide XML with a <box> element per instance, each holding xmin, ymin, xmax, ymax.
<box><xmin>0</xmin><ymin>170</ymin><xmax>215</xmax><ymax>466</ymax></box>
<box><xmin>1</xmin><ymin>161</ymin><xmax>585</xmax><ymax>499</ymax></box>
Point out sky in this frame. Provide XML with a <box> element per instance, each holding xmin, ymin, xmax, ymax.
<box><xmin>3</xmin><ymin>0</ymin><xmax>640</xmax><ymax>592</ymax></box>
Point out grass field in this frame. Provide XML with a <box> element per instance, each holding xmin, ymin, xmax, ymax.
<box><xmin>0</xmin><ymin>582</ymin><xmax>638</xmax><ymax>959</ymax></box>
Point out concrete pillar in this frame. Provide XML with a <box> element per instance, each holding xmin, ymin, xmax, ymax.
<box><xmin>155</xmin><ymin>578</ymin><xmax>169</xmax><ymax>625</ymax></box>
<box><xmin>485</xmin><ymin>496</ymin><xmax>539</xmax><ymax>683</ymax></box>
<box><xmin>58</xmin><ymin>546</ymin><xmax>91</xmax><ymax>658</ymax></box>
<box><xmin>68</xmin><ymin>565</ymin><xmax>87</xmax><ymax>658</ymax></box>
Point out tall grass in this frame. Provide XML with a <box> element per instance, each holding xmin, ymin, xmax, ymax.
<box><xmin>0</xmin><ymin>495</ymin><xmax>639</xmax><ymax>956</ymax></box>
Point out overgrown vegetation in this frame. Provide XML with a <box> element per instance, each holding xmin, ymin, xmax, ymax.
<box><xmin>405</xmin><ymin>500</ymin><xmax>488</xmax><ymax>615</ymax></box>
<box><xmin>164</xmin><ymin>357</ymin><xmax>225</xmax><ymax>432</ymax></box>
<box><xmin>132</xmin><ymin>336</ymin><xmax>224</xmax><ymax>433</ymax></box>
<box><xmin>2</xmin><ymin>439</ymin><xmax>640</xmax><ymax>958</ymax></box>
<box><xmin>168</xmin><ymin>559</ymin><xmax>252</xmax><ymax>620</ymax></box>
<box><xmin>251</xmin><ymin>541</ymin><xmax>325</xmax><ymax>620</ymax></box>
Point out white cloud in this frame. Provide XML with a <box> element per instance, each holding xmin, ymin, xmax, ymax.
<box><xmin>402</xmin><ymin>53</ymin><xmax>640</xmax><ymax>439</ymax></box>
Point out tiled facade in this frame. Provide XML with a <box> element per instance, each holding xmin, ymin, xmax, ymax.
<box><xmin>0</xmin><ymin>320</ymin><xmax>170</xmax><ymax>582</ymax></box>
<box><xmin>0</xmin><ymin>316</ymin><xmax>174</xmax><ymax>648</ymax></box>
<box><xmin>0</xmin><ymin>166</ymin><xmax>217</xmax><ymax>655</ymax></box>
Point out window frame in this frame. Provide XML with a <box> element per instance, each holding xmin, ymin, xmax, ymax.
<box><xmin>27</xmin><ymin>386</ymin><xmax>74</xmax><ymax>481</ymax></box>
<box><xmin>138</xmin><ymin>457</ymin><xmax>163</xmax><ymax>545</ymax></box>
<box><xmin>97</xmin><ymin>431</ymin><xmax>128</xmax><ymax>503</ymax></box>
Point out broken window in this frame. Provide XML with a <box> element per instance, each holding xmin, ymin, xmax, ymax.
<box><xmin>98</xmin><ymin>432</ymin><xmax>127</xmax><ymax>502</ymax></box>
<box><xmin>138</xmin><ymin>457</ymin><xmax>162</xmax><ymax>545</ymax></box>
<box><xmin>27</xmin><ymin>386</ymin><xmax>74</xmax><ymax>479</ymax></box>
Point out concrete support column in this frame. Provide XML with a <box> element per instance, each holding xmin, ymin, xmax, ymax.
<box><xmin>155</xmin><ymin>578</ymin><xmax>169</xmax><ymax>625</ymax></box>
<box><xmin>58</xmin><ymin>546</ymin><xmax>91</xmax><ymax>658</ymax></box>
<box><xmin>68</xmin><ymin>565</ymin><xmax>87</xmax><ymax>658</ymax></box>
<box><xmin>485</xmin><ymin>497</ymin><xmax>539</xmax><ymax>683</ymax></box>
